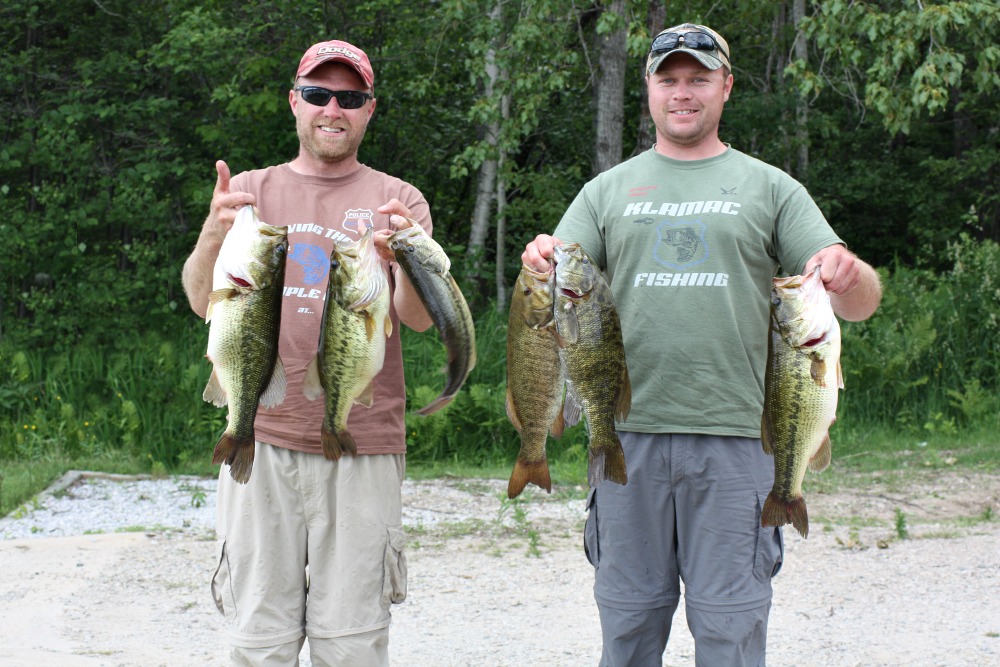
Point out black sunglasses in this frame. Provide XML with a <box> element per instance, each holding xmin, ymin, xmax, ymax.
<box><xmin>294</xmin><ymin>86</ymin><xmax>373</xmax><ymax>109</ymax></box>
<box><xmin>649</xmin><ymin>30</ymin><xmax>729</xmax><ymax>60</ymax></box>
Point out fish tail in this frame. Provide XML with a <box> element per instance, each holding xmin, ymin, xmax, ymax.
<box><xmin>761</xmin><ymin>491</ymin><xmax>809</xmax><ymax>538</ymax></box>
<box><xmin>322</xmin><ymin>426</ymin><xmax>358</xmax><ymax>461</ymax></box>
<box><xmin>507</xmin><ymin>459</ymin><xmax>552</xmax><ymax>499</ymax></box>
<box><xmin>587</xmin><ymin>437</ymin><xmax>628</xmax><ymax>488</ymax></box>
<box><xmin>212</xmin><ymin>433</ymin><xmax>255</xmax><ymax>485</ymax></box>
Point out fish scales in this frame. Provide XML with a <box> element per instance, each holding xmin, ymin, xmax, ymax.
<box><xmin>203</xmin><ymin>205</ymin><xmax>288</xmax><ymax>484</ymax></box>
<box><xmin>761</xmin><ymin>266</ymin><xmax>842</xmax><ymax>538</ymax></box>
<box><xmin>505</xmin><ymin>265</ymin><xmax>565</xmax><ymax>498</ymax></box>
<box><xmin>388</xmin><ymin>225</ymin><xmax>476</xmax><ymax>415</ymax></box>
<box><xmin>553</xmin><ymin>243</ymin><xmax>630</xmax><ymax>489</ymax></box>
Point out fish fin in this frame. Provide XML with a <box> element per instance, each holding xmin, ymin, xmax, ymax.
<box><xmin>208</xmin><ymin>287</ymin><xmax>238</xmax><ymax>307</ymax></box>
<box><xmin>259</xmin><ymin>356</ymin><xmax>287</xmax><ymax>408</ymax></box>
<box><xmin>356</xmin><ymin>380</ymin><xmax>375</xmax><ymax>408</ymax></box>
<box><xmin>212</xmin><ymin>433</ymin><xmax>255</xmax><ymax>485</ymax></box>
<box><xmin>507</xmin><ymin>459</ymin><xmax>552</xmax><ymax>499</ymax></box>
<box><xmin>322</xmin><ymin>425</ymin><xmax>358</xmax><ymax>460</ymax></box>
<box><xmin>809</xmin><ymin>433</ymin><xmax>832</xmax><ymax>473</ymax></box>
<box><xmin>202</xmin><ymin>369</ymin><xmax>228</xmax><ymax>407</ymax></box>
<box><xmin>810</xmin><ymin>355</ymin><xmax>828</xmax><ymax>387</ymax></box>
<box><xmin>364</xmin><ymin>311</ymin><xmax>376</xmax><ymax>341</ymax></box>
<box><xmin>549</xmin><ymin>406</ymin><xmax>566</xmax><ymax>439</ymax></box>
<box><xmin>761</xmin><ymin>491</ymin><xmax>809</xmax><ymax>538</ymax></box>
<box><xmin>555</xmin><ymin>303</ymin><xmax>579</xmax><ymax>345</ymax></box>
<box><xmin>302</xmin><ymin>357</ymin><xmax>324</xmax><ymax>401</ymax></box>
<box><xmin>761</xmin><ymin>413</ymin><xmax>775</xmax><ymax>455</ymax></box>
<box><xmin>416</xmin><ymin>393</ymin><xmax>455</xmax><ymax>416</ymax></box>
<box><xmin>505</xmin><ymin>385</ymin><xmax>524</xmax><ymax>434</ymax></box>
<box><xmin>836</xmin><ymin>360</ymin><xmax>845</xmax><ymax>389</ymax></box>
<box><xmin>614</xmin><ymin>366</ymin><xmax>632</xmax><ymax>422</ymax></box>
<box><xmin>562</xmin><ymin>383</ymin><xmax>583</xmax><ymax>428</ymax></box>
<box><xmin>468</xmin><ymin>336</ymin><xmax>478</xmax><ymax>373</ymax></box>
<box><xmin>588</xmin><ymin>437</ymin><xmax>627</xmax><ymax>488</ymax></box>
<box><xmin>384</xmin><ymin>314</ymin><xmax>393</xmax><ymax>339</ymax></box>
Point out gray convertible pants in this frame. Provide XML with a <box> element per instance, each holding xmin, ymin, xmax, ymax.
<box><xmin>584</xmin><ymin>433</ymin><xmax>784</xmax><ymax>667</ymax></box>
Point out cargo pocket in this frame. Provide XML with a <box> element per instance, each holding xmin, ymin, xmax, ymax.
<box><xmin>753</xmin><ymin>491</ymin><xmax>785</xmax><ymax>582</ymax></box>
<box><xmin>583</xmin><ymin>488</ymin><xmax>600</xmax><ymax>569</ymax></box>
<box><xmin>381</xmin><ymin>526</ymin><xmax>408</xmax><ymax>607</ymax></box>
<box><xmin>211</xmin><ymin>538</ymin><xmax>237</xmax><ymax>620</ymax></box>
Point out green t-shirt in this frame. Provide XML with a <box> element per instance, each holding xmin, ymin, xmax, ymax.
<box><xmin>554</xmin><ymin>147</ymin><xmax>842</xmax><ymax>437</ymax></box>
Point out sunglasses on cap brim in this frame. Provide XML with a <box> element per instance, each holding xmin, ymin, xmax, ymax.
<box><xmin>649</xmin><ymin>30</ymin><xmax>729</xmax><ymax>62</ymax></box>
<box><xmin>294</xmin><ymin>86</ymin><xmax>373</xmax><ymax>109</ymax></box>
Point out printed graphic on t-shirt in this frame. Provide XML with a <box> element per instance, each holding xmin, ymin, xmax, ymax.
<box><xmin>288</xmin><ymin>244</ymin><xmax>330</xmax><ymax>285</ymax></box>
<box><xmin>654</xmin><ymin>220</ymin><xmax>707</xmax><ymax>268</ymax></box>
<box><xmin>621</xmin><ymin>199</ymin><xmax>736</xmax><ymax>290</ymax></box>
<box><xmin>343</xmin><ymin>208</ymin><xmax>374</xmax><ymax>234</ymax></box>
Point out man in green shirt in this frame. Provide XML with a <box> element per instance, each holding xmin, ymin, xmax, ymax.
<box><xmin>522</xmin><ymin>22</ymin><xmax>882</xmax><ymax>667</ymax></box>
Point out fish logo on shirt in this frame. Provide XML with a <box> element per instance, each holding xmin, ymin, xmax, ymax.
<box><xmin>653</xmin><ymin>220</ymin><xmax>708</xmax><ymax>269</ymax></box>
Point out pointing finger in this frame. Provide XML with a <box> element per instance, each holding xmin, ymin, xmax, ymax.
<box><xmin>214</xmin><ymin>160</ymin><xmax>231</xmax><ymax>196</ymax></box>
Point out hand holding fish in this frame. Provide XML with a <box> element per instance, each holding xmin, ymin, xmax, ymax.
<box><xmin>373</xmin><ymin>199</ymin><xmax>417</xmax><ymax>262</ymax></box>
<box><xmin>803</xmin><ymin>244</ymin><xmax>882</xmax><ymax>322</ymax></box>
<box><xmin>521</xmin><ymin>234</ymin><xmax>562</xmax><ymax>273</ymax></box>
<box><xmin>182</xmin><ymin>161</ymin><xmax>259</xmax><ymax>320</ymax></box>
<box><xmin>208</xmin><ymin>160</ymin><xmax>257</xmax><ymax>241</ymax></box>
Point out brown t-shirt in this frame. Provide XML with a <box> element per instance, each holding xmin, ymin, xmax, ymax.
<box><xmin>230</xmin><ymin>163</ymin><xmax>432</xmax><ymax>456</ymax></box>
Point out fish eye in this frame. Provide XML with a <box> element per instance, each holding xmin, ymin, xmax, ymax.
<box><xmin>407</xmin><ymin>246</ymin><xmax>415</xmax><ymax>253</ymax></box>
<box><xmin>523</xmin><ymin>288</ymin><xmax>532</xmax><ymax>295</ymax></box>
<box><xmin>330</xmin><ymin>259</ymin><xmax>340</xmax><ymax>270</ymax></box>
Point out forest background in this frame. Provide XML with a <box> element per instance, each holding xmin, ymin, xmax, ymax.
<box><xmin>1</xmin><ymin>0</ymin><xmax>999</xmax><ymax>515</ymax></box>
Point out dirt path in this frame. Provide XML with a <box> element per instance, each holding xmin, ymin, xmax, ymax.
<box><xmin>1</xmin><ymin>470</ymin><xmax>998</xmax><ymax>666</ymax></box>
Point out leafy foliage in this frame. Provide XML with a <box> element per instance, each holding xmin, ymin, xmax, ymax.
<box><xmin>1</xmin><ymin>0</ymin><xmax>998</xmax><ymax>489</ymax></box>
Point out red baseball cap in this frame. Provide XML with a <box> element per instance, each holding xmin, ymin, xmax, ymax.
<box><xmin>295</xmin><ymin>40</ymin><xmax>375</xmax><ymax>90</ymax></box>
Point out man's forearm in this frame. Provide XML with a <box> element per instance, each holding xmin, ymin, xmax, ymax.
<box><xmin>182</xmin><ymin>219</ymin><xmax>226</xmax><ymax>319</ymax></box>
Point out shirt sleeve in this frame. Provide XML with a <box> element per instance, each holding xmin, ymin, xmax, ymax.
<box><xmin>772</xmin><ymin>182</ymin><xmax>843</xmax><ymax>276</ymax></box>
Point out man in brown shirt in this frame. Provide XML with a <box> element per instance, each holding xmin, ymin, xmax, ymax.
<box><xmin>182</xmin><ymin>39</ymin><xmax>432</xmax><ymax>666</ymax></box>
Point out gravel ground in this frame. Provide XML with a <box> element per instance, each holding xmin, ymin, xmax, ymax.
<box><xmin>1</xmin><ymin>469</ymin><xmax>999</xmax><ymax>666</ymax></box>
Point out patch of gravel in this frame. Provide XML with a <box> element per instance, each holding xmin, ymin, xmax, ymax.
<box><xmin>2</xmin><ymin>469</ymin><xmax>999</xmax><ymax>667</ymax></box>
<box><xmin>0</xmin><ymin>471</ymin><xmax>587</xmax><ymax>541</ymax></box>
<box><xmin>0</xmin><ymin>473</ymin><xmax>218</xmax><ymax>540</ymax></box>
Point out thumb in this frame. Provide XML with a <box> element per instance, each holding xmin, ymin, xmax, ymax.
<box><xmin>214</xmin><ymin>160</ymin><xmax>231</xmax><ymax>195</ymax></box>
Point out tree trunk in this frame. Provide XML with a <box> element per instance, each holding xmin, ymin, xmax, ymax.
<box><xmin>467</xmin><ymin>2</ymin><xmax>502</xmax><ymax>296</ymax></box>
<box><xmin>495</xmin><ymin>92</ymin><xmax>510</xmax><ymax>313</ymax></box>
<box><xmin>593</xmin><ymin>0</ymin><xmax>627</xmax><ymax>176</ymax></box>
<box><xmin>793</xmin><ymin>0</ymin><xmax>810</xmax><ymax>181</ymax></box>
<box><xmin>632</xmin><ymin>0</ymin><xmax>666</xmax><ymax>157</ymax></box>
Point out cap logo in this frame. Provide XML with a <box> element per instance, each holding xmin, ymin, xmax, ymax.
<box><xmin>316</xmin><ymin>46</ymin><xmax>361</xmax><ymax>63</ymax></box>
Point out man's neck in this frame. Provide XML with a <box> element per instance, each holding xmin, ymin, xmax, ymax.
<box><xmin>654</xmin><ymin>138</ymin><xmax>728</xmax><ymax>161</ymax></box>
<box><xmin>288</xmin><ymin>153</ymin><xmax>362</xmax><ymax>178</ymax></box>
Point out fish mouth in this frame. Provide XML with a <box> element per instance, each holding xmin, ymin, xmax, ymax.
<box><xmin>226</xmin><ymin>273</ymin><xmax>254</xmax><ymax>289</ymax></box>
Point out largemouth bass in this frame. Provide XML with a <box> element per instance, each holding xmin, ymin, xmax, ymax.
<box><xmin>303</xmin><ymin>227</ymin><xmax>392</xmax><ymax>460</ymax></box>
<box><xmin>203</xmin><ymin>205</ymin><xmax>288</xmax><ymax>484</ymax></box>
<box><xmin>761</xmin><ymin>266</ymin><xmax>843</xmax><ymax>538</ymax></box>
<box><xmin>388</xmin><ymin>224</ymin><xmax>476</xmax><ymax>415</ymax></box>
<box><xmin>552</xmin><ymin>243</ymin><xmax>630</xmax><ymax>488</ymax></box>
<box><xmin>505</xmin><ymin>264</ymin><xmax>565</xmax><ymax>499</ymax></box>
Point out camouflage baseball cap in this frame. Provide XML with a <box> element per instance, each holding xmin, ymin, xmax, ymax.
<box><xmin>646</xmin><ymin>23</ymin><xmax>731</xmax><ymax>74</ymax></box>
